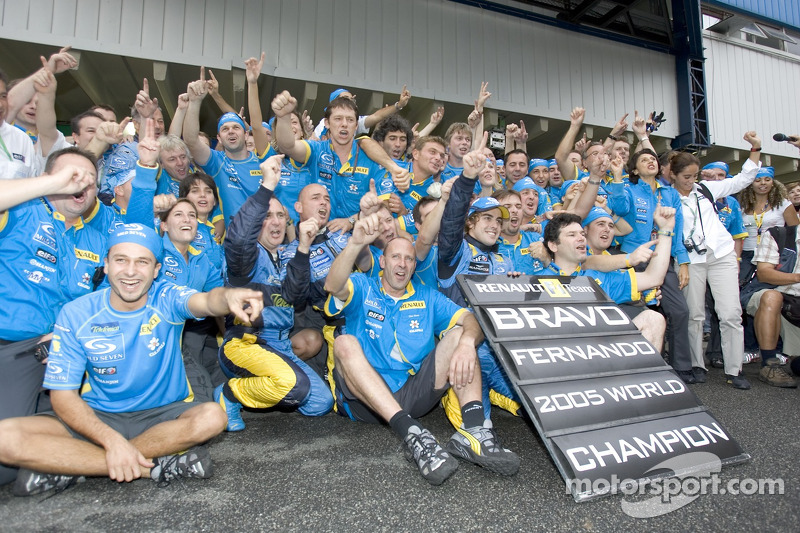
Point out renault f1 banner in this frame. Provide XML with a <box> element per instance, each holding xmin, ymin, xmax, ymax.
<box><xmin>458</xmin><ymin>274</ymin><xmax>749</xmax><ymax>502</ymax></box>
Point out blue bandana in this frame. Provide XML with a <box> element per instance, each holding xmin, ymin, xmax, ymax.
<box><xmin>217</xmin><ymin>112</ymin><xmax>246</xmax><ymax>133</ymax></box>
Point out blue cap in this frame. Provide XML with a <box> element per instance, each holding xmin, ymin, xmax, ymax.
<box><xmin>548</xmin><ymin>159</ymin><xmax>558</xmax><ymax>168</ymax></box>
<box><xmin>512</xmin><ymin>177</ymin><xmax>542</xmax><ymax>194</ymax></box>
<box><xmin>582</xmin><ymin>207</ymin><xmax>613</xmax><ymax>227</ymax></box>
<box><xmin>262</xmin><ymin>120</ymin><xmax>272</xmax><ymax>132</ymax></box>
<box><xmin>468</xmin><ymin>197</ymin><xmax>509</xmax><ymax>219</ymax></box>
<box><xmin>702</xmin><ymin>161</ymin><xmax>729</xmax><ymax>174</ymax></box>
<box><xmin>496</xmin><ymin>159</ymin><xmax>504</xmax><ymax>166</ymax></box>
<box><xmin>101</xmin><ymin>144</ymin><xmax>137</xmax><ymax>194</ymax></box>
<box><xmin>561</xmin><ymin>179</ymin><xmax>580</xmax><ymax>193</ymax></box>
<box><xmin>217</xmin><ymin>112</ymin><xmax>246</xmax><ymax>133</ymax></box>
<box><xmin>107</xmin><ymin>223</ymin><xmax>164</xmax><ymax>262</ymax></box>
<box><xmin>329</xmin><ymin>88</ymin><xmax>350</xmax><ymax>102</ymax></box>
<box><xmin>756</xmin><ymin>167</ymin><xmax>775</xmax><ymax>179</ymax></box>
<box><xmin>528</xmin><ymin>158</ymin><xmax>548</xmax><ymax>172</ymax></box>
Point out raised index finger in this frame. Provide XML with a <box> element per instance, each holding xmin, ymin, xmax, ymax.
<box><xmin>142</xmin><ymin>78</ymin><xmax>149</xmax><ymax>95</ymax></box>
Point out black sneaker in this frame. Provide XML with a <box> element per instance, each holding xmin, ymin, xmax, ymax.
<box><xmin>726</xmin><ymin>373</ymin><xmax>751</xmax><ymax>390</ymax></box>
<box><xmin>676</xmin><ymin>370</ymin><xmax>697</xmax><ymax>385</ymax></box>
<box><xmin>403</xmin><ymin>426</ymin><xmax>458</xmax><ymax>486</ymax></box>
<box><xmin>692</xmin><ymin>367</ymin><xmax>707</xmax><ymax>383</ymax></box>
<box><xmin>12</xmin><ymin>469</ymin><xmax>84</xmax><ymax>497</ymax></box>
<box><xmin>150</xmin><ymin>446</ymin><xmax>213</xmax><ymax>487</ymax></box>
<box><xmin>445</xmin><ymin>420</ymin><xmax>520</xmax><ymax>476</ymax></box>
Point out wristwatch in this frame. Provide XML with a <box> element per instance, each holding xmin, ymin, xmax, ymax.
<box><xmin>347</xmin><ymin>216</ymin><xmax>356</xmax><ymax>226</ymax></box>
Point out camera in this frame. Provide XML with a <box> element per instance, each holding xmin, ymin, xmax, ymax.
<box><xmin>684</xmin><ymin>235</ymin><xmax>707</xmax><ymax>255</ymax></box>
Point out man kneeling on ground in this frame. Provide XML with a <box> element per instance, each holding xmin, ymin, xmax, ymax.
<box><xmin>0</xmin><ymin>224</ymin><xmax>263</xmax><ymax>496</ymax></box>
<box><xmin>323</xmin><ymin>214</ymin><xmax>519</xmax><ymax>485</ymax></box>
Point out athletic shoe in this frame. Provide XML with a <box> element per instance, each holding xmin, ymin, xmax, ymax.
<box><xmin>151</xmin><ymin>446</ymin><xmax>213</xmax><ymax>487</ymax></box>
<box><xmin>743</xmin><ymin>350</ymin><xmax>761</xmax><ymax>364</ymax></box>
<box><xmin>676</xmin><ymin>370</ymin><xmax>697</xmax><ymax>385</ymax></box>
<box><xmin>12</xmin><ymin>469</ymin><xmax>84</xmax><ymax>497</ymax></box>
<box><xmin>759</xmin><ymin>359</ymin><xmax>798</xmax><ymax>388</ymax></box>
<box><xmin>692</xmin><ymin>367</ymin><xmax>707</xmax><ymax>383</ymax></box>
<box><xmin>403</xmin><ymin>426</ymin><xmax>458</xmax><ymax>486</ymax></box>
<box><xmin>709</xmin><ymin>357</ymin><xmax>724</xmax><ymax>369</ymax></box>
<box><xmin>445</xmin><ymin>419</ymin><xmax>520</xmax><ymax>476</ymax></box>
<box><xmin>725</xmin><ymin>373</ymin><xmax>751</xmax><ymax>390</ymax></box>
<box><xmin>214</xmin><ymin>383</ymin><xmax>245</xmax><ymax>432</ymax></box>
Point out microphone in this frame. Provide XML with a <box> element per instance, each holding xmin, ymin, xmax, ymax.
<box><xmin>773</xmin><ymin>133</ymin><xmax>799</xmax><ymax>142</ymax></box>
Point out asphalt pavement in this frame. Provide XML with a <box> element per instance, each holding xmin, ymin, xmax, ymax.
<box><xmin>1</xmin><ymin>361</ymin><xmax>798</xmax><ymax>532</ymax></box>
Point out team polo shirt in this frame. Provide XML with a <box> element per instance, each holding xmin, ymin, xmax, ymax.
<box><xmin>716</xmin><ymin>196</ymin><xmax>747</xmax><ymax>239</ymax></box>
<box><xmin>294</xmin><ymin>139</ymin><xmax>392</xmax><ymax>219</ymax></box>
<box><xmin>191</xmin><ymin>220</ymin><xmax>224</xmax><ymax>269</ymax></box>
<box><xmin>0</xmin><ymin>198</ymin><xmax>108</xmax><ymax>341</ymax></box>
<box><xmin>439</xmin><ymin>238</ymin><xmax>511</xmax><ymax>307</ymax></box>
<box><xmin>0</xmin><ymin>121</ymin><xmax>37</xmax><ymax>179</ymax></box>
<box><xmin>43</xmin><ymin>280</ymin><xmax>199</xmax><ymax>412</ymax></box>
<box><xmin>325</xmin><ymin>274</ymin><xmax>467</xmax><ymax>392</ymax></box>
<box><xmin>540</xmin><ymin>261</ymin><xmax>639</xmax><ymax>305</ymax></box>
<box><xmin>414</xmin><ymin>244</ymin><xmax>439</xmax><ymax>288</ymax></box>
<box><xmin>278</xmin><ymin>156</ymin><xmax>314</xmax><ymax>223</ymax></box>
<box><xmin>440</xmin><ymin>162</ymin><xmax>462</xmax><ymax>182</ymax></box>
<box><xmin>498</xmin><ymin>230</ymin><xmax>544</xmax><ymax>275</ymax></box>
<box><xmin>201</xmin><ymin>149</ymin><xmax>267</xmax><ymax>223</ymax></box>
<box><xmin>158</xmin><ymin>234</ymin><xmax>223</xmax><ymax>292</ymax></box>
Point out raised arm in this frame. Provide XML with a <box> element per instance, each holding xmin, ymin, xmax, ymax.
<box><xmin>363</xmin><ymin>84</ymin><xmax>411</xmax><ymax>130</ymax></box>
<box><xmin>469</xmin><ymin>82</ymin><xmax>491</xmax><ymax>151</ymax></box>
<box><xmin>418</xmin><ymin>106</ymin><xmax>444</xmax><ymax>138</ymax></box>
<box><xmin>631</xmin><ymin>111</ymin><xmax>654</xmax><ymax>155</ymax></box>
<box><xmin>33</xmin><ymin>68</ymin><xmax>59</xmax><ymax>156</ymax></box>
<box><xmin>555</xmin><ymin>107</ymin><xmax>585</xmax><ymax>181</ymax></box>
<box><xmin>206</xmin><ymin>69</ymin><xmax>237</xmax><ymax>115</ymax></box>
<box><xmin>415</xmin><ymin>178</ymin><xmax>454</xmax><ymax>261</ymax></box>
<box><xmin>168</xmin><ymin>93</ymin><xmax>189</xmax><ymax>138</ymax></box>
<box><xmin>271</xmin><ymin>91</ymin><xmax>308</xmax><ymax>163</ymax></box>
<box><xmin>245</xmin><ymin>53</ymin><xmax>270</xmax><ymax>157</ymax></box>
<box><xmin>182</xmin><ymin>67</ymin><xmax>212</xmax><ymax>166</ymax></box>
<box><xmin>323</xmin><ymin>213</ymin><xmax>383</xmax><ymax>301</ymax></box>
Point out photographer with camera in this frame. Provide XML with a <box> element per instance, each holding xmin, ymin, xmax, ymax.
<box><xmin>672</xmin><ymin>132</ymin><xmax>762</xmax><ymax>389</ymax></box>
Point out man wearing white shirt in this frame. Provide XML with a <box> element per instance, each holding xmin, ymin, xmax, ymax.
<box><xmin>0</xmin><ymin>70</ymin><xmax>37</xmax><ymax>179</ymax></box>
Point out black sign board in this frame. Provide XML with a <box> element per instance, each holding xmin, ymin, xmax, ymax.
<box><xmin>458</xmin><ymin>275</ymin><xmax>749</xmax><ymax>502</ymax></box>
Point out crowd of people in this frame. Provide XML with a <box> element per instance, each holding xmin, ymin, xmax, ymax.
<box><xmin>1</xmin><ymin>47</ymin><xmax>800</xmax><ymax>495</ymax></box>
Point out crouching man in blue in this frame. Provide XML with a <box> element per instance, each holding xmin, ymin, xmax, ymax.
<box><xmin>323</xmin><ymin>214</ymin><xmax>519</xmax><ymax>485</ymax></box>
<box><xmin>0</xmin><ymin>224</ymin><xmax>264</xmax><ymax>496</ymax></box>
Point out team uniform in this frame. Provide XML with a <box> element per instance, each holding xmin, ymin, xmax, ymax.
<box><xmin>325</xmin><ymin>273</ymin><xmax>468</xmax><ymax>421</ymax></box>
<box><xmin>292</xmin><ymin>139</ymin><xmax>392</xmax><ymax>220</ymax></box>
<box><xmin>498</xmin><ymin>231</ymin><xmax>544</xmax><ymax>275</ymax></box>
<box><xmin>43</xmin><ymin>280</ymin><xmax>200</xmax><ymax>412</ymax></box>
<box><xmin>219</xmin><ymin>186</ymin><xmax>333</xmax><ymax>416</ymax></box>
<box><xmin>437</xmin><ymin>173</ymin><xmax>519</xmax><ymax>424</ymax></box>
<box><xmin>158</xmin><ymin>234</ymin><xmax>223</xmax><ymax>292</ymax></box>
<box><xmin>201</xmin><ymin>149</ymin><xmax>269</xmax><ymax>224</ymax></box>
<box><xmin>277</xmin><ymin>154</ymin><xmax>314</xmax><ymax>223</ymax></box>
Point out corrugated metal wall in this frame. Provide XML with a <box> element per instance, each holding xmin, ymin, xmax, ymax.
<box><xmin>0</xmin><ymin>0</ymin><xmax>680</xmax><ymax>138</ymax></box>
<box><xmin>704</xmin><ymin>31</ymin><xmax>800</xmax><ymax>157</ymax></box>
<box><xmin>705</xmin><ymin>0</ymin><xmax>800</xmax><ymax>32</ymax></box>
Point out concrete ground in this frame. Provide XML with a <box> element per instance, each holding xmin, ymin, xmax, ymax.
<box><xmin>1</xmin><ymin>362</ymin><xmax>798</xmax><ymax>532</ymax></box>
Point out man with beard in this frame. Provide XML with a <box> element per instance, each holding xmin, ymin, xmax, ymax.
<box><xmin>0</xmin><ymin>223</ymin><xmax>262</xmax><ymax>496</ymax></box>
<box><xmin>0</xmin><ymin>147</ymin><xmax>108</xmax><ymax>486</ymax></box>
<box><xmin>323</xmin><ymin>218</ymin><xmax>519</xmax><ymax>486</ymax></box>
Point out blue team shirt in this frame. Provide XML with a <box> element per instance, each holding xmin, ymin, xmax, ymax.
<box><xmin>277</xmin><ymin>154</ymin><xmax>314</xmax><ymax>223</ymax></box>
<box><xmin>0</xmin><ymin>199</ymin><xmax>109</xmax><ymax>341</ymax></box>
<box><xmin>43</xmin><ymin>280</ymin><xmax>199</xmax><ymax>412</ymax></box>
<box><xmin>539</xmin><ymin>262</ymin><xmax>639</xmax><ymax>305</ymax></box>
<box><xmin>158</xmin><ymin>234</ymin><xmax>223</xmax><ymax>292</ymax></box>
<box><xmin>325</xmin><ymin>274</ymin><xmax>467</xmax><ymax>392</ymax></box>
<box><xmin>716</xmin><ymin>196</ymin><xmax>747</xmax><ymax>239</ymax></box>
<box><xmin>498</xmin><ymin>231</ymin><xmax>544</xmax><ymax>275</ymax></box>
<box><xmin>280</xmin><ymin>229</ymin><xmax>350</xmax><ymax>310</ymax></box>
<box><xmin>201</xmin><ymin>150</ymin><xmax>266</xmax><ymax>223</ymax></box>
<box><xmin>191</xmin><ymin>220</ymin><xmax>224</xmax><ymax>270</ymax></box>
<box><xmin>294</xmin><ymin>139</ymin><xmax>392</xmax><ymax>220</ymax></box>
<box><xmin>441</xmin><ymin>162</ymin><xmax>462</xmax><ymax>182</ymax></box>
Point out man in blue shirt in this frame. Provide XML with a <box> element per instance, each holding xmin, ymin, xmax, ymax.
<box><xmin>0</xmin><ymin>223</ymin><xmax>264</xmax><ymax>496</ymax></box>
<box><xmin>323</xmin><ymin>215</ymin><xmax>519</xmax><ymax>486</ymax></box>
